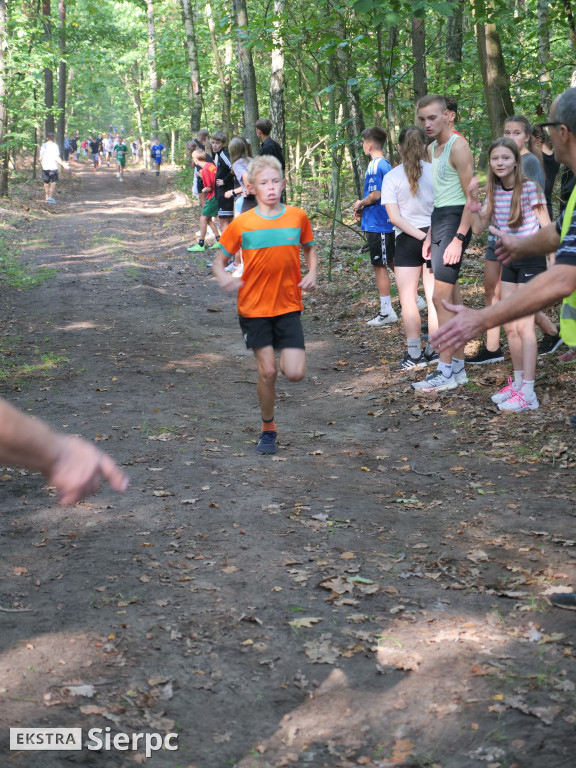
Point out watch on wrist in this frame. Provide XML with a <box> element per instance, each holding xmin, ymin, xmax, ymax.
<box><xmin>455</xmin><ymin>232</ymin><xmax>466</xmax><ymax>242</ymax></box>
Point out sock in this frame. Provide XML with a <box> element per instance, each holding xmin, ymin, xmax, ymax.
<box><xmin>199</xmin><ymin>239</ymin><xmax>204</xmax><ymax>247</ymax></box>
<box><xmin>513</xmin><ymin>370</ymin><xmax>524</xmax><ymax>389</ymax></box>
<box><xmin>438</xmin><ymin>361</ymin><xmax>452</xmax><ymax>378</ymax></box>
<box><xmin>216</xmin><ymin>236</ymin><xmax>220</xmax><ymax>241</ymax></box>
<box><xmin>451</xmin><ymin>357</ymin><xmax>465</xmax><ymax>375</ymax></box>
<box><xmin>424</xmin><ymin>341</ymin><xmax>434</xmax><ymax>357</ymax></box>
<box><xmin>407</xmin><ymin>338</ymin><xmax>421</xmax><ymax>359</ymax></box>
<box><xmin>380</xmin><ymin>296</ymin><xmax>392</xmax><ymax>315</ymax></box>
<box><xmin>262</xmin><ymin>418</ymin><xmax>276</xmax><ymax>433</ymax></box>
<box><xmin>521</xmin><ymin>380</ymin><xmax>535</xmax><ymax>398</ymax></box>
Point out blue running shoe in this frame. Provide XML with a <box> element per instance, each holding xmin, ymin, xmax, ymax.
<box><xmin>257</xmin><ymin>430</ymin><xmax>277</xmax><ymax>454</ymax></box>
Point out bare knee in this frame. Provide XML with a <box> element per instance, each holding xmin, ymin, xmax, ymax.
<box><xmin>258</xmin><ymin>365</ymin><xmax>278</xmax><ymax>386</ymax></box>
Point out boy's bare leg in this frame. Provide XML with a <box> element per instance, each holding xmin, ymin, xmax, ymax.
<box><xmin>432</xmin><ymin>281</ymin><xmax>465</xmax><ymax>363</ymax></box>
<box><xmin>374</xmin><ymin>265</ymin><xmax>391</xmax><ymax>297</ymax></box>
<box><xmin>199</xmin><ymin>215</ymin><xmax>209</xmax><ymax>241</ymax></box>
<box><xmin>219</xmin><ymin>216</ymin><xmax>231</xmax><ymax>234</ymax></box>
<box><xmin>253</xmin><ymin>346</ymin><xmax>278</xmax><ymax>420</ymax></box>
<box><xmin>279</xmin><ymin>348</ymin><xmax>306</xmax><ymax>382</ymax></box>
<box><xmin>207</xmin><ymin>219</ymin><xmax>219</xmax><ymax>238</ymax></box>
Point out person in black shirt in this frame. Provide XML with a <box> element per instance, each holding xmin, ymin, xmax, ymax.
<box><xmin>255</xmin><ymin>119</ymin><xmax>285</xmax><ymax>170</ymax></box>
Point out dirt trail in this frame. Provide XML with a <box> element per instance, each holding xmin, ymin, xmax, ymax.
<box><xmin>1</xmin><ymin>164</ymin><xmax>576</xmax><ymax>768</ymax></box>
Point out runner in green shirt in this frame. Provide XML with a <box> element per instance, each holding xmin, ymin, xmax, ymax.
<box><xmin>115</xmin><ymin>137</ymin><xmax>129</xmax><ymax>182</ymax></box>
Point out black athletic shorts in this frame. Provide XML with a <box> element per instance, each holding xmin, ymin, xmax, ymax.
<box><xmin>394</xmin><ymin>228</ymin><xmax>429</xmax><ymax>268</ymax></box>
<box><xmin>216</xmin><ymin>192</ymin><xmax>234</xmax><ymax>217</ymax></box>
<box><xmin>239</xmin><ymin>311</ymin><xmax>305</xmax><ymax>350</ymax></box>
<box><xmin>241</xmin><ymin>195</ymin><xmax>257</xmax><ymax>213</ymax></box>
<box><xmin>365</xmin><ymin>231</ymin><xmax>395</xmax><ymax>267</ymax></box>
<box><xmin>42</xmin><ymin>169</ymin><xmax>58</xmax><ymax>184</ymax></box>
<box><xmin>430</xmin><ymin>205</ymin><xmax>471</xmax><ymax>285</ymax></box>
<box><xmin>501</xmin><ymin>257</ymin><xmax>547</xmax><ymax>284</ymax></box>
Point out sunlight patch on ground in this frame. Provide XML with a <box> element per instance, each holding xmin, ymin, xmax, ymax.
<box><xmin>55</xmin><ymin>321</ymin><xmax>100</xmax><ymax>331</ymax></box>
<box><xmin>165</xmin><ymin>353</ymin><xmax>226</xmax><ymax>369</ymax></box>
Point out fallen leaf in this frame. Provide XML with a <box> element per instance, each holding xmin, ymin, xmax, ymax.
<box><xmin>288</xmin><ymin>617</ymin><xmax>323</xmax><ymax>629</ymax></box>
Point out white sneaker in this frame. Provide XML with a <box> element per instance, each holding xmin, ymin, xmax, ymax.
<box><xmin>119</xmin><ymin>177</ymin><xmax>123</xmax><ymax>182</ymax></box>
<box><xmin>224</xmin><ymin>262</ymin><xmax>236</xmax><ymax>272</ymax></box>
<box><xmin>412</xmin><ymin>370</ymin><xmax>458</xmax><ymax>392</ymax></box>
<box><xmin>367</xmin><ymin>309</ymin><xmax>398</xmax><ymax>327</ymax></box>
<box><xmin>453</xmin><ymin>367</ymin><xmax>468</xmax><ymax>385</ymax></box>
<box><xmin>232</xmin><ymin>264</ymin><xmax>244</xmax><ymax>278</ymax></box>
<box><xmin>491</xmin><ymin>377</ymin><xmax>518</xmax><ymax>404</ymax></box>
<box><xmin>416</xmin><ymin>295</ymin><xmax>427</xmax><ymax>312</ymax></box>
<box><xmin>498</xmin><ymin>390</ymin><xmax>539</xmax><ymax>412</ymax></box>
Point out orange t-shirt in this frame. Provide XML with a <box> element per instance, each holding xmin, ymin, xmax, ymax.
<box><xmin>218</xmin><ymin>205</ymin><xmax>314</xmax><ymax>318</ymax></box>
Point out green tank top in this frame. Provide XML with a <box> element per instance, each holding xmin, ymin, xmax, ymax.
<box><xmin>431</xmin><ymin>134</ymin><xmax>466</xmax><ymax>207</ymax></box>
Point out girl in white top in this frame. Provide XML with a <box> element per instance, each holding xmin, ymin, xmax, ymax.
<box><xmin>381</xmin><ymin>126</ymin><xmax>436</xmax><ymax>370</ymax></box>
<box><xmin>467</xmin><ymin>137</ymin><xmax>551</xmax><ymax>412</ymax></box>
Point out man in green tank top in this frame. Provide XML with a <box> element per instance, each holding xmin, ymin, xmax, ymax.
<box><xmin>411</xmin><ymin>94</ymin><xmax>474</xmax><ymax>394</ymax></box>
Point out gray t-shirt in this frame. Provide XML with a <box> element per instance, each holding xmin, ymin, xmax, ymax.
<box><xmin>521</xmin><ymin>152</ymin><xmax>546</xmax><ymax>194</ymax></box>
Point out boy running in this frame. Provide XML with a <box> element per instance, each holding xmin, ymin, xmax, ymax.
<box><xmin>187</xmin><ymin>150</ymin><xmax>220</xmax><ymax>252</ymax></box>
<box><xmin>212</xmin><ymin>156</ymin><xmax>318</xmax><ymax>455</ymax></box>
<box><xmin>114</xmin><ymin>136</ymin><xmax>129</xmax><ymax>181</ymax></box>
<box><xmin>151</xmin><ymin>138</ymin><xmax>165</xmax><ymax>175</ymax></box>
<box><xmin>40</xmin><ymin>132</ymin><xmax>70</xmax><ymax>203</ymax></box>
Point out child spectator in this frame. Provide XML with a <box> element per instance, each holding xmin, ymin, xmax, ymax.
<box><xmin>467</xmin><ymin>137</ymin><xmax>551</xmax><ymax>411</ymax></box>
<box><xmin>187</xmin><ymin>150</ymin><xmax>220</xmax><ymax>253</ymax></box>
<box><xmin>211</xmin><ymin>131</ymin><xmax>235</xmax><ymax>233</ymax></box>
<box><xmin>212</xmin><ymin>155</ymin><xmax>318</xmax><ymax>455</ymax></box>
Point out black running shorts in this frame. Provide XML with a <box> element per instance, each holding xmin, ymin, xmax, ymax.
<box><xmin>42</xmin><ymin>169</ymin><xmax>58</xmax><ymax>184</ymax></box>
<box><xmin>239</xmin><ymin>311</ymin><xmax>305</xmax><ymax>350</ymax></box>
<box><xmin>394</xmin><ymin>228</ymin><xmax>429</xmax><ymax>268</ymax></box>
<box><xmin>430</xmin><ymin>205</ymin><xmax>471</xmax><ymax>285</ymax></box>
<box><xmin>366</xmin><ymin>231</ymin><xmax>395</xmax><ymax>267</ymax></box>
<box><xmin>501</xmin><ymin>257</ymin><xmax>547</xmax><ymax>284</ymax></box>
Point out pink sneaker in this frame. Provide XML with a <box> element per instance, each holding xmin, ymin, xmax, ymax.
<box><xmin>498</xmin><ymin>390</ymin><xmax>539</xmax><ymax>412</ymax></box>
<box><xmin>491</xmin><ymin>376</ymin><xmax>518</xmax><ymax>404</ymax></box>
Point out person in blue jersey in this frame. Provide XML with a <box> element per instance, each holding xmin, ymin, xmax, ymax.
<box><xmin>151</xmin><ymin>138</ymin><xmax>165</xmax><ymax>176</ymax></box>
<box><xmin>352</xmin><ymin>127</ymin><xmax>398</xmax><ymax>327</ymax></box>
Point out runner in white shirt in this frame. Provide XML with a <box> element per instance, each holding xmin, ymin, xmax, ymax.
<box><xmin>39</xmin><ymin>133</ymin><xmax>70</xmax><ymax>204</ymax></box>
<box><xmin>104</xmin><ymin>135</ymin><xmax>115</xmax><ymax>166</ymax></box>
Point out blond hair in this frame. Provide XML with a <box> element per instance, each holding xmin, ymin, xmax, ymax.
<box><xmin>192</xmin><ymin>149</ymin><xmax>206</xmax><ymax>162</ymax></box>
<box><xmin>247</xmin><ymin>155</ymin><xmax>283</xmax><ymax>185</ymax></box>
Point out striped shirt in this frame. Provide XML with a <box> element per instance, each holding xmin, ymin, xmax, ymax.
<box><xmin>492</xmin><ymin>181</ymin><xmax>543</xmax><ymax>238</ymax></box>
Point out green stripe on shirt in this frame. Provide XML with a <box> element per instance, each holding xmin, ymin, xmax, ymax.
<box><xmin>241</xmin><ymin>228</ymin><xmax>303</xmax><ymax>250</ymax></box>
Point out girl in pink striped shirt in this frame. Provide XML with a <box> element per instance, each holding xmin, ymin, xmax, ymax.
<box><xmin>467</xmin><ymin>137</ymin><xmax>551</xmax><ymax>412</ymax></box>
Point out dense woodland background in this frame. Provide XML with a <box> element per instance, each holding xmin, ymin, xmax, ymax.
<box><xmin>0</xmin><ymin>0</ymin><xmax>575</xmax><ymax>206</ymax></box>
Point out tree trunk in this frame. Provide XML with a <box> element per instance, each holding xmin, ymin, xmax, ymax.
<box><xmin>563</xmin><ymin>0</ymin><xmax>576</xmax><ymax>58</ymax></box>
<box><xmin>537</xmin><ymin>0</ymin><xmax>551</xmax><ymax>112</ymax></box>
<box><xmin>474</xmin><ymin>2</ymin><xmax>514</xmax><ymax>137</ymax></box>
<box><xmin>205</xmin><ymin>2</ymin><xmax>232</xmax><ymax>138</ymax></box>
<box><xmin>56</xmin><ymin>0</ymin><xmax>66</xmax><ymax>156</ymax></box>
<box><xmin>334</xmin><ymin>18</ymin><xmax>365</xmax><ymax>197</ymax></box>
<box><xmin>446</xmin><ymin>0</ymin><xmax>464</xmax><ymax>63</ymax></box>
<box><xmin>181</xmin><ymin>0</ymin><xmax>203</xmax><ymax>134</ymax></box>
<box><xmin>269</xmin><ymin>0</ymin><xmax>286</xmax><ymax>158</ymax></box>
<box><xmin>232</xmin><ymin>0</ymin><xmax>259</xmax><ymax>150</ymax></box>
<box><xmin>43</xmin><ymin>0</ymin><xmax>55</xmax><ymax>136</ymax></box>
<box><xmin>146</xmin><ymin>0</ymin><xmax>159</xmax><ymax>135</ymax></box>
<box><xmin>411</xmin><ymin>14</ymin><xmax>427</xmax><ymax>102</ymax></box>
<box><xmin>0</xmin><ymin>0</ymin><xmax>7</xmax><ymax>195</ymax></box>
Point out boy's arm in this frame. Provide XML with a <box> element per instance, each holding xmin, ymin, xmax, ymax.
<box><xmin>212</xmin><ymin>238</ymin><xmax>243</xmax><ymax>293</ymax></box>
<box><xmin>299</xmin><ymin>244</ymin><xmax>318</xmax><ymax>291</ymax></box>
<box><xmin>442</xmin><ymin>140</ymin><xmax>474</xmax><ymax>264</ymax></box>
<box><xmin>353</xmin><ymin>190</ymin><xmax>380</xmax><ymax>213</ymax></box>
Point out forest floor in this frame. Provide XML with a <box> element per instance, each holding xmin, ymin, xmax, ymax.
<box><xmin>0</xmin><ymin>161</ymin><xmax>576</xmax><ymax>768</ymax></box>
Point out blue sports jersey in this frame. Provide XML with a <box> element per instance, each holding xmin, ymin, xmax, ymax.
<box><xmin>151</xmin><ymin>144</ymin><xmax>165</xmax><ymax>162</ymax></box>
<box><xmin>361</xmin><ymin>157</ymin><xmax>394</xmax><ymax>233</ymax></box>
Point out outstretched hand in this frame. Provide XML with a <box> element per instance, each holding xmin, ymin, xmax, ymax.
<box><xmin>489</xmin><ymin>226</ymin><xmax>519</xmax><ymax>265</ymax></box>
<box><xmin>429</xmin><ymin>300</ymin><xmax>484</xmax><ymax>355</ymax></box>
<box><xmin>299</xmin><ymin>272</ymin><xmax>317</xmax><ymax>292</ymax></box>
<box><xmin>47</xmin><ymin>435</ymin><xmax>129</xmax><ymax>505</ymax></box>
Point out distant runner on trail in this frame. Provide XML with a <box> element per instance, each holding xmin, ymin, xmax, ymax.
<box><xmin>89</xmin><ymin>137</ymin><xmax>100</xmax><ymax>171</ymax></box>
<box><xmin>151</xmin><ymin>139</ymin><xmax>165</xmax><ymax>176</ymax></box>
<box><xmin>114</xmin><ymin>136</ymin><xmax>129</xmax><ymax>182</ymax></box>
<box><xmin>212</xmin><ymin>155</ymin><xmax>318</xmax><ymax>456</ymax></box>
<box><xmin>40</xmin><ymin>132</ymin><xmax>70</xmax><ymax>204</ymax></box>
<box><xmin>104</xmin><ymin>135</ymin><xmax>115</xmax><ymax>167</ymax></box>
